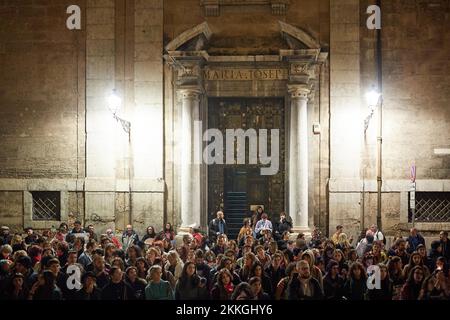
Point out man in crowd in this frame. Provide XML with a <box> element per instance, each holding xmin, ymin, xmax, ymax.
<box><xmin>440</xmin><ymin>231</ymin><xmax>450</xmax><ymax>262</ymax></box>
<box><xmin>407</xmin><ymin>227</ymin><xmax>426</xmax><ymax>254</ymax></box>
<box><xmin>255</xmin><ymin>213</ymin><xmax>273</xmax><ymax>239</ymax></box>
<box><xmin>0</xmin><ymin>226</ymin><xmax>12</xmax><ymax>245</ymax></box>
<box><xmin>208</xmin><ymin>211</ymin><xmax>227</xmax><ymax>243</ymax></box>
<box><xmin>288</xmin><ymin>260</ymin><xmax>324</xmax><ymax>300</ymax></box>
<box><xmin>121</xmin><ymin>225</ymin><xmax>140</xmax><ymax>251</ymax></box>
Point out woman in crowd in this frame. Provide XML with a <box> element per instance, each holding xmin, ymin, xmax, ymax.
<box><xmin>403</xmin><ymin>251</ymin><xmax>430</xmax><ymax>279</ymax></box>
<box><xmin>387</xmin><ymin>256</ymin><xmax>405</xmax><ymax>292</ymax></box>
<box><xmin>249</xmin><ymin>261</ymin><xmax>272</xmax><ymax>295</ymax></box>
<box><xmin>419</xmin><ymin>270</ymin><xmax>450</xmax><ymax>300</ymax></box>
<box><xmin>111</xmin><ymin>257</ymin><xmax>125</xmax><ymax>271</ymax></box>
<box><xmin>211</xmin><ymin>268</ymin><xmax>235</xmax><ymax>300</ymax></box>
<box><xmin>231</xmin><ymin>282</ymin><xmax>254</xmax><ymax>300</ymax></box>
<box><xmin>136</xmin><ymin>257</ymin><xmax>149</xmax><ymax>279</ymax></box>
<box><xmin>29</xmin><ymin>270</ymin><xmax>62</xmax><ymax>300</ymax></box>
<box><xmin>332</xmin><ymin>249</ymin><xmax>348</xmax><ymax>274</ymax></box>
<box><xmin>343</xmin><ymin>262</ymin><xmax>367</xmax><ymax>300</ymax></box>
<box><xmin>174</xmin><ymin>262</ymin><xmax>208</xmax><ymax>300</ymax></box>
<box><xmin>400</xmin><ymin>265</ymin><xmax>425</xmax><ymax>300</ymax></box>
<box><xmin>165</xmin><ymin>250</ymin><xmax>183</xmax><ymax>281</ymax></box>
<box><xmin>371</xmin><ymin>241</ymin><xmax>387</xmax><ymax>264</ymax></box>
<box><xmin>249</xmin><ymin>276</ymin><xmax>270</xmax><ymax>300</ymax></box>
<box><xmin>125</xmin><ymin>245</ymin><xmax>142</xmax><ymax>267</ymax></box>
<box><xmin>125</xmin><ymin>266</ymin><xmax>147</xmax><ymax>300</ymax></box>
<box><xmin>367</xmin><ymin>263</ymin><xmax>393</xmax><ymax>300</ymax></box>
<box><xmin>104</xmin><ymin>243</ymin><xmax>116</xmax><ymax>266</ymax></box>
<box><xmin>335</xmin><ymin>233</ymin><xmax>352</xmax><ymax>251</ymax></box>
<box><xmin>323</xmin><ymin>260</ymin><xmax>344</xmax><ymax>300</ymax></box>
<box><xmin>142</xmin><ymin>226</ymin><xmax>157</xmax><ymax>246</ymax></box>
<box><xmin>145</xmin><ymin>247</ymin><xmax>160</xmax><ymax>267</ymax></box>
<box><xmin>163</xmin><ymin>223</ymin><xmax>175</xmax><ymax>242</ymax></box>
<box><xmin>145</xmin><ymin>265</ymin><xmax>174</xmax><ymax>300</ymax></box>
<box><xmin>237</xmin><ymin>218</ymin><xmax>252</xmax><ymax>244</ymax></box>
<box><xmin>239</xmin><ymin>252</ymin><xmax>257</xmax><ymax>282</ymax></box>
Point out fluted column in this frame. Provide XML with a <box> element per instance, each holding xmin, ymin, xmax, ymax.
<box><xmin>179</xmin><ymin>87</ymin><xmax>202</xmax><ymax>231</ymax></box>
<box><xmin>288</xmin><ymin>84</ymin><xmax>311</xmax><ymax>232</ymax></box>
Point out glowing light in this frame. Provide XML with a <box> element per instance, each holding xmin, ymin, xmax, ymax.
<box><xmin>365</xmin><ymin>89</ymin><xmax>381</xmax><ymax>107</ymax></box>
<box><xmin>107</xmin><ymin>89</ymin><xmax>122</xmax><ymax>114</ymax></box>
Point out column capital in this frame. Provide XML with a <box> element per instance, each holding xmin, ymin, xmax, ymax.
<box><xmin>178</xmin><ymin>86</ymin><xmax>202</xmax><ymax>100</ymax></box>
<box><xmin>288</xmin><ymin>84</ymin><xmax>311</xmax><ymax>100</ymax></box>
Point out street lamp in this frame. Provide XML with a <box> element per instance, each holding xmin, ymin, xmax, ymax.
<box><xmin>107</xmin><ymin>89</ymin><xmax>133</xmax><ymax>225</ymax></box>
<box><xmin>107</xmin><ymin>89</ymin><xmax>130</xmax><ymax>134</ymax></box>
<box><xmin>364</xmin><ymin>89</ymin><xmax>381</xmax><ymax>133</ymax></box>
<box><xmin>363</xmin><ymin>87</ymin><xmax>383</xmax><ymax>231</ymax></box>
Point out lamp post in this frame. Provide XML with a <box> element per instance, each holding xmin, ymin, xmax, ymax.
<box><xmin>107</xmin><ymin>89</ymin><xmax>133</xmax><ymax>225</ymax></box>
<box><xmin>364</xmin><ymin>88</ymin><xmax>383</xmax><ymax>231</ymax></box>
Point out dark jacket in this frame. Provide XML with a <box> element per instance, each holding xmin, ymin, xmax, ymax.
<box><xmin>276</xmin><ymin>218</ymin><xmax>292</xmax><ymax>234</ymax></box>
<box><xmin>125</xmin><ymin>278</ymin><xmax>147</xmax><ymax>300</ymax></box>
<box><xmin>343</xmin><ymin>278</ymin><xmax>367</xmax><ymax>301</ymax></box>
<box><xmin>76</xmin><ymin>287</ymin><xmax>102</xmax><ymax>300</ymax></box>
<box><xmin>175</xmin><ymin>276</ymin><xmax>209</xmax><ymax>300</ymax></box>
<box><xmin>407</xmin><ymin>234</ymin><xmax>426</xmax><ymax>254</ymax></box>
<box><xmin>367</xmin><ymin>278</ymin><xmax>393</xmax><ymax>301</ymax></box>
<box><xmin>288</xmin><ymin>276</ymin><xmax>324</xmax><ymax>300</ymax></box>
<box><xmin>210</xmin><ymin>284</ymin><xmax>233</xmax><ymax>300</ymax></box>
<box><xmin>208</xmin><ymin>218</ymin><xmax>228</xmax><ymax>241</ymax></box>
<box><xmin>323</xmin><ymin>273</ymin><xmax>345</xmax><ymax>300</ymax></box>
<box><xmin>101</xmin><ymin>281</ymin><xmax>135</xmax><ymax>300</ymax></box>
<box><xmin>265</xmin><ymin>266</ymin><xmax>286</xmax><ymax>297</ymax></box>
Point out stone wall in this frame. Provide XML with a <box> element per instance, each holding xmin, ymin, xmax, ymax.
<box><xmin>0</xmin><ymin>0</ymin><xmax>84</xmax><ymax>178</ymax></box>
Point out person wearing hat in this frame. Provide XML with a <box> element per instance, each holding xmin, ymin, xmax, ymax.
<box><xmin>1</xmin><ymin>273</ymin><xmax>28</xmax><ymax>300</ymax></box>
<box><xmin>0</xmin><ymin>226</ymin><xmax>12</xmax><ymax>246</ymax></box>
<box><xmin>14</xmin><ymin>256</ymin><xmax>37</xmax><ymax>289</ymax></box>
<box><xmin>76</xmin><ymin>271</ymin><xmax>101</xmax><ymax>300</ymax></box>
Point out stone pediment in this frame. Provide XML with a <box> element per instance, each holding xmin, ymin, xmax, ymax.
<box><xmin>165</xmin><ymin>21</ymin><xmax>321</xmax><ymax>56</ymax></box>
<box><xmin>279</xmin><ymin>21</ymin><xmax>320</xmax><ymax>50</ymax></box>
<box><xmin>165</xmin><ymin>22</ymin><xmax>212</xmax><ymax>51</ymax></box>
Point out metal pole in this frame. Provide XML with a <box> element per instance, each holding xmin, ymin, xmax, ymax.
<box><xmin>376</xmin><ymin>0</ymin><xmax>383</xmax><ymax>230</ymax></box>
<box><xmin>128</xmin><ymin>126</ymin><xmax>133</xmax><ymax>226</ymax></box>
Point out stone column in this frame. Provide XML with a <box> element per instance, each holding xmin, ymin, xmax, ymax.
<box><xmin>288</xmin><ymin>84</ymin><xmax>311</xmax><ymax>234</ymax></box>
<box><xmin>179</xmin><ymin>86</ymin><xmax>202</xmax><ymax>232</ymax></box>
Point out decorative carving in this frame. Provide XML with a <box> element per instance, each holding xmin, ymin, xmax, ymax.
<box><xmin>178</xmin><ymin>87</ymin><xmax>202</xmax><ymax>101</ymax></box>
<box><xmin>291</xmin><ymin>63</ymin><xmax>310</xmax><ymax>75</ymax></box>
<box><xmin>288</xmin><ymin>85</ymin><xmax>311</xmax><ymax>100</ymax></box>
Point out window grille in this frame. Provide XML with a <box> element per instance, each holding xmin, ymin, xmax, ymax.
<box><xmin>409</xmin><ymin>192</ymin><xmax>450</xmax><ymax>222</ymax></box>
<box><xmin>32</xmin><ymin>191</ymin><xmax>61</xmax><ymax>221</ymax></box>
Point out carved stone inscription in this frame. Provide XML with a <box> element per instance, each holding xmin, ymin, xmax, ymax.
<box><xmin>204</xmin><ymin>68</ymin><xmax>288</xmax><ymax>81</ymax></box>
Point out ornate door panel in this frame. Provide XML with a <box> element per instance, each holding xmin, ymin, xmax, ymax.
<box><xmin>207</xmin><ymin>98</ymin><xmax>285</xmax><ymax>220</ymax></box>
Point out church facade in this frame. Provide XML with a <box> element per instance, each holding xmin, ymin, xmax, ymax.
<box><xmin>0</xmin><ymin>0</ymin><xmax>449</xmax><ymax>240</ymax></box>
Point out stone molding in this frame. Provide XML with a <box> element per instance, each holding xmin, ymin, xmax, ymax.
<box><xmin>0</xmin><ymin>178</ymin><xmax>165</xmax><ymax>193</ymax></box>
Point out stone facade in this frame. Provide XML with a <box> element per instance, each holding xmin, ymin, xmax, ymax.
<box><xmin>0</xmin><ymin>0</ymin><xmax>449</xmax><ymax>239</ymax></box>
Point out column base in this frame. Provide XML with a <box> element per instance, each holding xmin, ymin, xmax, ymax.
<box><xmin>289</xmin><ymin>226</ymin><xmax>312</xmax><ymax>242</ymax></box>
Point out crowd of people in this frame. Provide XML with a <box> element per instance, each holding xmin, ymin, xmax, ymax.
<box><xmin>0</xmin><ymin>209</ymin><xmax>449</xmax><ymax>301</ymax></box>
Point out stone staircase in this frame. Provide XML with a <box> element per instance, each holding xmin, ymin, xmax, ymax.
<box><xmin>224</xmin><ymin>192</ymin><xmax>248</xmax><ymax>241</ymax></box>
